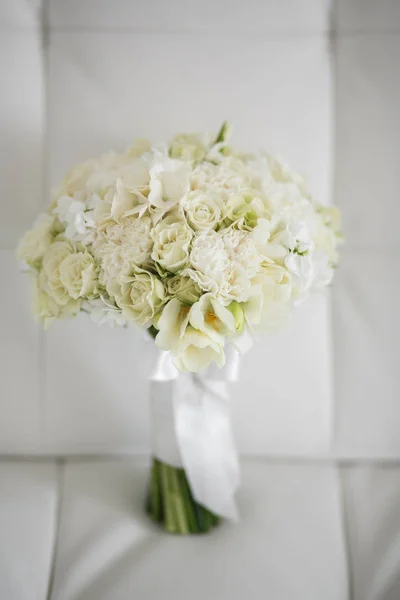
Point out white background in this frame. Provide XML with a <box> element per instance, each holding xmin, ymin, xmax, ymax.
<box><xmin>0</xmin><ymin>1</ymin><xmax>399</xmax><ymax>599</ymax></box>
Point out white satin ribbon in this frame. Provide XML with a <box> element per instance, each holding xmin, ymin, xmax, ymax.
<box><xmin>150</xmin><ymin>345</ymin><xmax>241</xmax><ymax>521</ymax></box>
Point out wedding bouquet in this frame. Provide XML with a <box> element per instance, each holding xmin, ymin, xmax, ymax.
<box><xmin>17</xmin><ymin>123</ymin><xmax>341</xmax><ymax>533</ymax></box>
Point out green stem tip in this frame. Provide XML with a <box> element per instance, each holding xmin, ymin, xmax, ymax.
<box><xmin>146</xmin><ymin>458</ymin><xmax>221</xmax><ymax>535</ymax></box>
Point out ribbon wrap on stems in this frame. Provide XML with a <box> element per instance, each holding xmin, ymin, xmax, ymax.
<box><xmin>150</xmin><ymin>345</ymin><xmax>241</xmax><ymax>520</ymax></box>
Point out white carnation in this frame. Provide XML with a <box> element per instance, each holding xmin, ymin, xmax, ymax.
<box><xmin>184</xmin><ymin>230</ymin><xmax>230</xmax><ymax>296</ymax></box>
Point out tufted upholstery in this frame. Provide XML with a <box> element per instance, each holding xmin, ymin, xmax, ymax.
<box><xmin>0</xmin><ymin>1</ymin><xmax>399</xmax><ymax>598</ymax></box>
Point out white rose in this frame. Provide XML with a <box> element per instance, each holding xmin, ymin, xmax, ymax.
<box><xmin>183</xmin><ymin>190</ymin><xmax>223</xmax><ymax>231</ymax></box>
<box><xmin>32</xmin><ymin>271</ymin><xmax>80</xmax><ymax>328</ymax></box>
<box><xmin>148</xmin><ymin>157</ymin><xmax>191</xmax><ymax>212</ymax></box>
<box><xmin>222</xmin><ymin>190</ymin><xmax>265</xmax><ymax>228</ymax></box>
<box><xmin>42</xmin><ymin>240</ymin><xmax>75</xmax><ymax>305</ymax></box>
<box><xmin>109</xmin><ymin>270</ymin><xmax>165</xmax><ymax>326</ymax></box>
<box><xmin>166</xmin><ymin>276</ymin><xmax>201</xmax><ymax>304</ymax></box>
<box><xmin>151</xmin><ymin>216</ymin><xmax>192</xmax><ymax>273</ymax></box>
<box><xmin>16</xmin><ymin>214</ymin><xmax>54</xmax><ymax>268</ymax></box>
<box><xmin>59</xmin><ymin>251</ymin><xmax>98</xmax><ymax>300</ymax></box>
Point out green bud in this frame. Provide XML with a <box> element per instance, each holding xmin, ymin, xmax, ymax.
<box><xmin>227</xmin><ymin>301</ymin><xmax>245</xmax><ymax>333</ymax></box>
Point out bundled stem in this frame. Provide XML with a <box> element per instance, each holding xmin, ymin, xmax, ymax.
<box><xmin>146</xmin><ymin>458</ymin><xmax>220</xmax><ymax>534</ymax></box>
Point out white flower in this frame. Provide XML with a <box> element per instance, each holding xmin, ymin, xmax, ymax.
<box><xmin>109</xmin><ymin>269</ymin><xmax>165</xmax><ymax>326</ymax></box>
<box><xmin>222</xmin><ymin>228</ymin><xmax>261</xmax><ymax>279</ymax></box>
<box><xmin>166</xmin><ymin>276</ymin><xmax>201</xmax><ymax>304</ymax></box>
<box><xmin>222</xmin><ymin>190</ymin><xmax>266</xmax><ymax>228</ymax></box>
<box><xmin>169</xmin><ymin>132</ymin><xmax>212</xmax><ymax>162</ymax></box>
<box><xmin>17</xmin><ymin>125</ymin><xmax>341</xmax><ymax>372</ymax></box>
<box><xmin>155</xmin><ymin>298</ymin><xmax>190</xmax><ymax>351</ymax></box>
<box><xmin>95</xmin><ymin>216</ymin><xmax>153</xmax><ymax>287</ymax></box>
<box><xmin>218</xmin><ymin>262</ymin><xmax>253</xmax><ymax>303</ymax></box>
<box><xmin>42</xmin><ymin>240</ymin><xmax>76</xmax><ymax>305</ymax></box>
<box><xmin>148</xmin><ymin>157</ymin><xmax>191</xmax><ymax>213</ymax></box>
<box><xmin>98</xmin><ymin>244</ymin><xmax>126</xmax><ymax>289</ymax></box>
<box><xmin>16</xmin><ymin>214</ymin><xmax>54</xmax><ymax>268</ymax></box>
<box><xmin>286</xmin><ymin>249</ymin><xmax>333</xmax><ymax>300</ymax></box>
<box><xmin>155</xmin><ymin>299</ymin><xmax>225</xmax><ymax>372</ymax></box>
<box><xmin>110</xmin><ymin>177</ymin><xmax>149</xmax><ymax>220</ymax></box>
<box><xmin>174</xmin><ymin>328</ymin><xmax>225</xmax><ymax>372</ymax></box>
<box><xmin>243</xmin><ymin>273</ymin><xmax>292</xmax><ymax>331</ymax></box>
<box><xmin>184</xmin><ymin>230</ymin><xmax>230</xmax><ymax>295</ymax></box>
<box><xmin>151</xmin><ymin>215</ymin><xmax>192</xmax><ymax>273</ymax></box>
<box><xmin>189</xmin><ymin>293</ymin><xmax>235</xmax><ymax>344</ymax></box>
<box><xmin>267</xmin><ymin>155</ymin><xmax>310</xmax><ymax>198</ymax></box>
<box><xmin>86</xmin><ymin>296</ymin><xmax>127</xmax><ymax>327</ymax></box>
<box><xmin>53</xmin><ymin>195</ymin><xmax>100</xmax><ymax>240</ymax></box>
<box><xmin>183</xmin><ymin>190</ymin><xmax>223</xmax><ymax>231</ymax></box>
<box><xmin>59</xmin><ymin>250</ymin><xmax>98</xmax><ymax>300</ymax></box>
<box><xmin>31</xmin><ymin>271</ymin><xmax>80</xmax><ymax>328</ymax></box>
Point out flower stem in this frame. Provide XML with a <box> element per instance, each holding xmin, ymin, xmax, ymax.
<box><xmin>146</xmin><ymin>458</ymin><xmax>221</xmax><ymax>534</ymax></box>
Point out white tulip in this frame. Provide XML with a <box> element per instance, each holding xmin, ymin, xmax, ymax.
<box><xmin>173</xmin><ymin>327</ymin><xmax>225</xmax><ymax>372</ymax></box>
<box><xmin>155</xmin><ymin>298</ymin><xmax>190</xmax><ymax>351</ymax></box>
<box><xmin>189</xmin><ymin>293</ymin><xmax>236</xmax><ymax>344</ymax></box>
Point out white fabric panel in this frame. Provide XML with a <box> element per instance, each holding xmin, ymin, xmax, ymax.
<box><xmin>0</xmin><ymin>30</ymin><xmax>43</xmax><ymax>248</ymax></box>
<box><xmin>45</xmin><ymin>27</ymin><xmax>333</xmax><ymax>455</ymax></box>
<box><xmin>333</xmin><ymin>251</ymin><xmax>400</xmax><ymax>458</ymax></box>
<box><xmin>50</xmin><ymin>459</ymin><xmax>348</xmax><ymax>600</ymax></box>
<box><xmin>336</xmin><ymin>0</ymin><xmax>400</xmax><ymax>32</ymax></box>
<box><xmin>0</xmin><ymin>252</ymin><xmax>42</xmax><ymax>453</ymax></box>
<box><xmin>49</xmin><ymin>0</ymin><xmax>331</xmax><ymax>32</ymax></box>
<box><xmin>342</xmin><ymin>466</ymin><xmax>400</xmax><ymax>600</ymax></box>
<box><xmin>0</xmin><ymin>461</ymin><xmax>58</xmax><ymax>600</ymax></box>
<box><xmin>335</xmin><ymin>34</ymin><xmax>400</xmax><ymax>248</ymax></box>
<box><xmin>0</xmin><ymin>0</ymin><xmax>41</xmax><ymax>28</ymax></box>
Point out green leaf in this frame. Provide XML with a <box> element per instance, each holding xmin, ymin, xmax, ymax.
<box><xmin>214</xmin><ymin>121</ymin><xmax>230</xmax><ymax>145</ymax></box>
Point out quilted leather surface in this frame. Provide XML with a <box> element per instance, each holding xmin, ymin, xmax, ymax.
<box><xmin>1</xmin><ymin>1</ymin><xmax>400</xmax><ymax>598</ymax></box>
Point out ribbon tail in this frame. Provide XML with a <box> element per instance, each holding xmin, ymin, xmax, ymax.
<box><xmin>174</xmin><ymin>374</ymin><xmax>239</xmax><ymax>521</ymax></box>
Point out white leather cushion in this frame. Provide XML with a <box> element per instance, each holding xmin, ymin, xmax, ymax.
<box><xmin>343</xmin><ymin>466</ymin><xmax>400</xmax><ymax>600</ymax></box>
<box><xmin>49</xmin><ymin>459</ymin><xmax>347</xmax><ymax>600</ymax></box>
<box><xmin>0</xmin><ymin>461</ymin><xmax>58</xmax><ymax>600</ymax></box>
<box><xmin>333</xmin><ymin>251</ymin><xmax>400</xmax><ymax>458</ymax></box>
